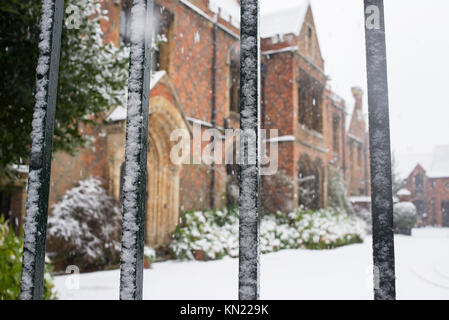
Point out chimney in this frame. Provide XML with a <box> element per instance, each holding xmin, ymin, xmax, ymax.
<box><xmin>351</xmin><ymin>87</ymin><xmax>363</xmax><ymax>110</ymax></box>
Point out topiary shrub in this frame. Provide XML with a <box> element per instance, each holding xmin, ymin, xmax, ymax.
<box><xmin>0</xmin><ymin>216</ymin><xmax>56</xmax><ymax>300</ymax></box>
<box><xmin>46</xmin><ymin>178</ymin><xmax>121</xmax><ymax>272</ymax></box>
<box><xmin>393</xmin><ymin>202</ymin><xmax>418</xmax><ymax>235</ymax></box>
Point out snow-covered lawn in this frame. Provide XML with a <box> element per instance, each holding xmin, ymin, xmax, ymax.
<box><xmin>54</xmin><ymin>228</ymin><xmax>449</xmax><ymax>300</ymax></box>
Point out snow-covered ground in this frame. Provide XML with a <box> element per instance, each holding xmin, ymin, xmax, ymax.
<box><xmin>54</xmin><ymin>228</ymin><xmax>449</xmax><ymax>300</ymax></box>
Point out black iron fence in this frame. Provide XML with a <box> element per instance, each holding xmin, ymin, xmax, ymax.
<box><xmin>19</xmin><ymin>0</ymin><xmax>395</xmax><ymax>300</ymax></box>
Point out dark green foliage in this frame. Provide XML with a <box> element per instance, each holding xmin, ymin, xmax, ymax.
<box><xmin>0</xmin><ymin>216</ymin><xmax>56</xmax><ymax>300</ymax></box>
<box><xmin>0</xmin><ymin>0</ymin><xmax>128</xmax><ymax>174</ymax></box>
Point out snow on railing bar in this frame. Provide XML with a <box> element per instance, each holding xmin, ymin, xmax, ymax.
<box><xmin>238</xmin><ymin>0</ymin><xmax>261</xmax><ymax>301</ymax></box>
<box><xmin>119</xmin><ymin>0</ymin><xmax>154</xmax><ymax>300</ymax></box>
<box><xmin>20</xmin><ymin>0</ymin><xmax>65</xmax><ymax>300</ymax></box>
<box><xmin>363</xmin><ymin>0</ymin><xmax>396</xmax><ymax>300</ymax></box>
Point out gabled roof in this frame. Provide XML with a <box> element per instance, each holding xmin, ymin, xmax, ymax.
<box><xmin>209</xmin><ymin>0</ymin><xmax>241</xmax><ymax>28</ymax></box>
<box><xmin>428</xmin><ymin>145</ymin><xmax>449</xmax><ymax>178</ymax></box>
<box><xmin>207</xmin><ymin>0</ymin><xmax>311</xmax><ymax>39</ymax></box>
<box><xmin>106</xmin><ymin>71</ymin><xmax>167</xmax><ymax>122</ymax></box>
<box><xmin>406</xmin><ymin>163</ymin><xmax>426</xmax><ymax>181</ymax></box>
<box><xmin>260</xmin><ymin>1</ymin><xmax>310</xmax><ymax>38</ymax></box>
<box><xmin>405</xmin><ymin>146</ymin><xmax>449</xmax><ymax>180</ymax></box>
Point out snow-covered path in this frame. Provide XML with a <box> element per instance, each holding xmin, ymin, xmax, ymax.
<box><xmin>54</xmin><ymin>228</ymin><xmax>449</xmax><ymax>300</ymax></box>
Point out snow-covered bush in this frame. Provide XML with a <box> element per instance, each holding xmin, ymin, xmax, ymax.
<box><xmin>279</xmin><ymin>207</ymin><xmax>365</xmax><ymax>250</ymax></box>
<box><xmin>354</xmin><ymin>208</ymin><xmax>372</xmax><ymax>234</ymax></box>
<box><xmin>328</xmin><ymin>165</ymin><xmax>354</xmax><ymax>215</ymax></box>
<box><xmin>47</xmin><ymin>178</ymin><xmax>121</xmax><ymax>271</ymax></box>
<box><xmin>144</xmin><ymin>246</ymin><xmax>156</xmax><ymax>268</ymax></box>
<box><xmin>170</xmin><ymin>207</ymin><xmax>239</xmax><ymax>261</ymax></box>
<box><xmin>169</xmin><ymin>207</ymin><xmax>366</xmax><ymax>261</ymax></box>
<box><xmin>393</xmin><ymin>202</ymin><xmax>417</xmax><ymax>231</ymax></box>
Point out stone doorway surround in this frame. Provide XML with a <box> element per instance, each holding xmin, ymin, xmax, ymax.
<box><xmin>105</xmin><ymin>72</ymin><xmax>191</xmax><ymax>247</ymax></box>
<box><xmin>146</xmin><ymin>95</ymin><xmax>190</xmax><ymax>246</ymax></box>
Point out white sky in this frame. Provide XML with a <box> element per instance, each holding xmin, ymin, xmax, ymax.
<box><xmin>262</xmin><ymin>0</ymin><xmax>449</xmax><ymax>178</ymax></box>
<box><xmin>313</xmin><ymin>0</ymin><xmax>449</xmax><ymax>178</ymax></box>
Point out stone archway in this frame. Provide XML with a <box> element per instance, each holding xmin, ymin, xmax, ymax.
<box><xmin>312</xmin><ymin>158</ymin><xmax>324</xmax><ymax>210</ymax></box>
<box><xmin>298</xmin><ymin>154</ymin><xmax>325</xmax><ymax>210</ymax></box>
<box><xmin>298</xmin><ymin>154</ymin><xmax>313</xmax><ymax>209</ymax></box>
<box><xmin>146</xmin><ymin>96</ymin><xmax>190</xmax><ymax>247</ymax></box>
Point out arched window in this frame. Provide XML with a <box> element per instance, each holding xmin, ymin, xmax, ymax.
<box><xmin>151</xmin><ymin>4</ymin><xmax>173</xmax><ymax>72</ymax></box>
<box><xmin>306</xmin><ymin>25</ymin><xmax>314</xmax><ymax>57</ymax></box>
<box><xmin>298</xmin><ymin>155</ymin><xmax>314</xmax><ymax>209</ymax></box>
<box><xmin>349</xmin><ymin>141</ymin><xmax>354</xmax><ymax>165</ymax></box>
<box><xmin>120</xmin><ymin>2</ymin><xmax>173</xmax><ymax>72</ymax></box>
<box><xmin>298</xmin><ymin>68</ymin><xmax>324</xmax><ymax>133</ymax></box>
<box><xmin>119</xmin><ymin>0</ymin><xmax>132</xmax><ymax>46</ymax></box>
<box><xmin>119</xmin><ymin>161</ymin><xmax>125</xmax><ymax>205</ymax></box>
<box><xmin>357</xmin><ymin>143</ymin><xmax>362</xmax><ymax>167</ymax></box>
<box><xmin>332</xmin><ymin>113</ymin><xmax>340</xmax><ymax>154</ymax></box>
<box><xmin>298</xmin><ymin>155</ymin><xmax>324</xmax><ymax>210</ymax></box>
<box><xmin>312</xmin><ymin>158</ymin><xmax>324</xmax><ymax>209</ymax></box>
<box><xmin>229</xmin><ymin>43</ymin><xmax>240</xmax><ymax>113</ymax></box>
<box><xmin>415</xmin><ymin>173</ymin><xmax>424</xmax><ymax>195</ymax></box>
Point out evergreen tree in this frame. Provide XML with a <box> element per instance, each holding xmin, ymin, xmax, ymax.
<box><xmin>0</xmin><ymin>0</ymin><xmax>129</xmax><ymax>174</ymax></box>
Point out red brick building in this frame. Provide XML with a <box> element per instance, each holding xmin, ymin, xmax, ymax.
<box><xmin>404</xmin><ymin>146</ymin><xmax>449</xmax><ymax>227</ymax></box>
<box><xmin>258</xmin><ymin>3</ymin><xmax>370</xmax><ymax>213</ymax></box>
<box><xmin>3</xmin><ymin>0</ymin><xmax>371</xmax><ymax>246</ymax></box>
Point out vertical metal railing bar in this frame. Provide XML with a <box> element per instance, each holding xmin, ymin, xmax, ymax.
<box><xmin>363</xmin><ymin>0</ymin><xmax>396</xmax><ymax>300</ymax></box>
<box><xmin>119</xmin><ymin>0</ymin><xmax>154</xmax><ymax>300</ymax></box>
<box><xmin>20</xmin><ymin>0</ymin><xmax>64</xmax><ymax>300</ymax></box>
<box><xmin>238</xmin><ymin>0</ymin><xmax>261</xmax><ymax>301</ymax></box>
<box><xmin>210</xmin><ymin>16</ymin><xmax>218</xmax><ymax>209</ymax></box>
<box><xmin>19</xmin><ymin>0</ymin><xmax>65</xmax><ymax>300</ymax></box>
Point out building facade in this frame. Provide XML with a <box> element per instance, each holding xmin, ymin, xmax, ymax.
<box><xmin>3</xmin><ymin>0</ymin><xmax>371</xmax><ymax>246</ymax></box>
<box><xmin>404</xmin><ymin>146</ymin><xmax>449</xmax><ymax>227</ymax></box>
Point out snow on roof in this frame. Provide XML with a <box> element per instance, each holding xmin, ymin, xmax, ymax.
<box><xmin>397</xmin><ymin>153</ymin><xmax>433</xmax><ymax>180</ymax></box>
<box><xmin>349</xmin><ymin>195</ymin><xmax>399</xmax><ymax>204</ymax></box>
<box><xmin>106</xmin><ymin>71</ymin><xmax>166</xmax><ymax>122</ymax></box>
<box><xmin>12</xmin><ymin>164</ymin><xmax>29</xmax><ymax>174</ymax></box>
<box><xmin>264</xmin><ymin>135</ymin><xmax>296</xmax><ymax>143</ymax></box>
<box><xmin>207</xmin><ymin>0</ymin><xmax>311</xmax><ymax>38</ymax></box>
<box><xmin>209</xmin><ymin>0</ymin><xmax>240</xmax><ymax>28</ymax></box>
<box><xmin>397</xmin><ymin>188</ymin><xmax>411</xmax><ymax>196</ymax></box>
<box><xmin>260</xmin><ymin>0</ymin><xmax>310</xmax><ymax>38</ymax></box>
<box><xmin>106</xmin><ymin>105</ymin><xmax>127</xmax><ymax>122</ymax></box>
<box><xmin>348</xmin><ymin>196</ymin><xmax>371</xmax><ymax>203</ymax></box>
<box><xmin>428</xmin><ymin>145</ymin><xmax>449</xmax><ymax>178</ymax></box>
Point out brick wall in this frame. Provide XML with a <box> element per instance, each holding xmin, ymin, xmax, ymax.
<box><xmin>46</xmin><ymin>0</ymin><xmax>370</xmax><ymax>226</ymax></box>
<box><xmin>428</xmin><ymin>177</ymin><xmax>449</xmax><ymax>226</ymax></box>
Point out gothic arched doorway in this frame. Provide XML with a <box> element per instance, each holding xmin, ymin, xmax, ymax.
<box><xmin>298</xmin><ymin>154</ymin><xmax>314</xmax><ymax>209</ymax></box>
<box><xmin>312</xmin><ymin>158</ymin><xmax>324</xmax><ymax>210</ymax></box>
<box><xmin>146</xmin><ymin>96</ymin><xmax>190</xmax><ymax>247</ymax></box>
<box><xmin>298</xmin><ymin>155</ymin><xmax>324</xmax><ymax>210</ymax></box>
